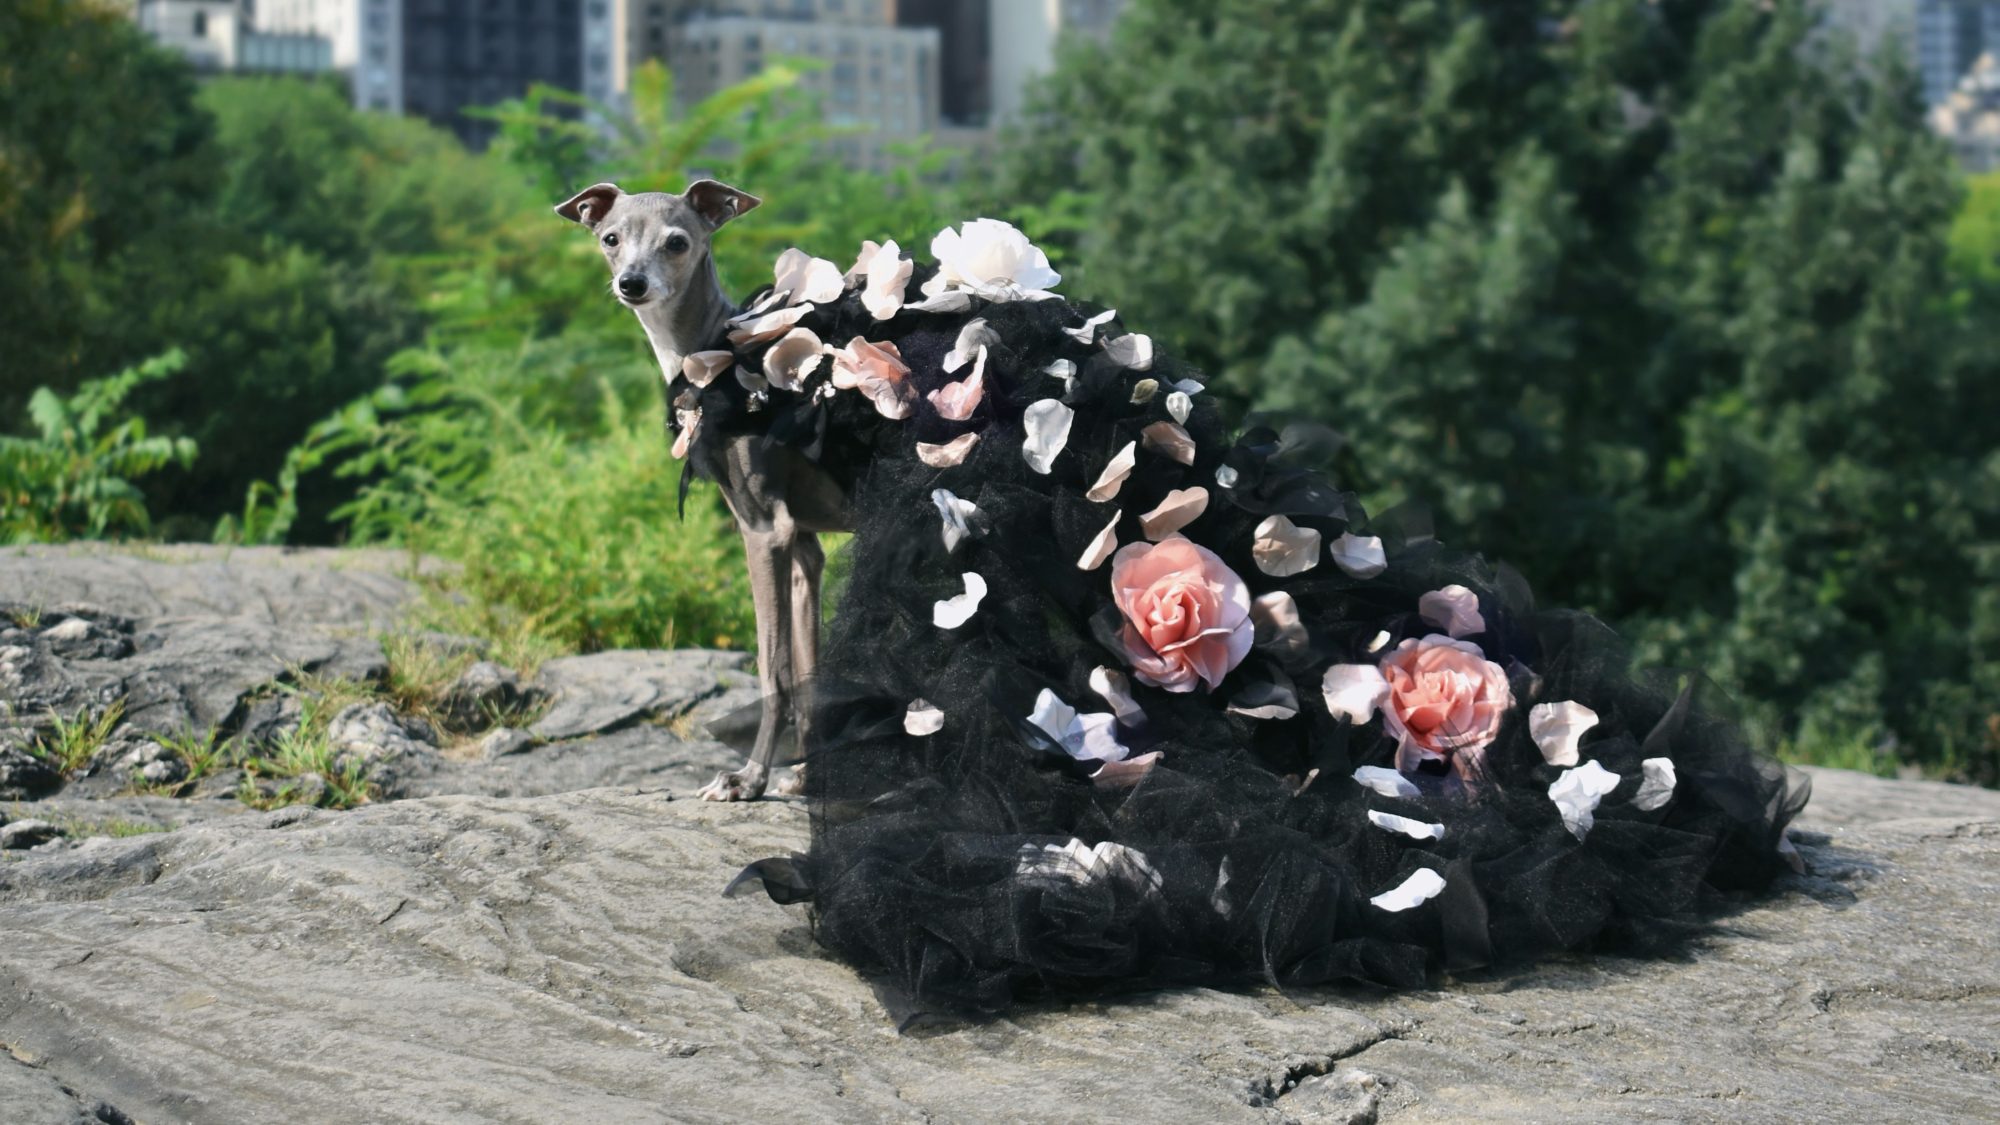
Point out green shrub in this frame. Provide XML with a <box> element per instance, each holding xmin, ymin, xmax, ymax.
<box><xmin>1</xmin><ymin>352</ymin><xmax>196</xmax><ymax>541</ymax></box>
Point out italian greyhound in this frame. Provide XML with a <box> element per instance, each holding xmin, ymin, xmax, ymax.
<box><xmin>557</xmin><ymin>179</ymin><xmax>851</xmax><ymax>801</ymax></box>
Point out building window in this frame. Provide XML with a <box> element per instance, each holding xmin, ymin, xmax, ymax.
<box><xmin>193</xmin><ymin>9</ymin><xmax>208</xmax><ymax>36</ymax></box>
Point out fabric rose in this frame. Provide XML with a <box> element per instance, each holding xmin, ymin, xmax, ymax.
<box><xmin>1109</xmin><ymin>535</ymin><xmax>1253</xmax><ymax>693</ymax></box>
<box><xmin>1379</xmin><ymin>634</ymin><xmax>1513</xmax><ymax>780</ymax></box>
<box><xmin>920</xmin><ymin>218</ymin><xmax>1062</xmax><ymax>303</ymax></box>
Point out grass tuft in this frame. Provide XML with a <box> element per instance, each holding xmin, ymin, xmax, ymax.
<box><xmin>31</xmin><ymin>701</ymin><xmax>125</xmax><ymax>776</ymax></box>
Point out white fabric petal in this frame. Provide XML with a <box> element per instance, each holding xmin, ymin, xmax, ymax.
<box><xmin>1252</xmin><ymin>515</ymin><xmax>1322</xmax><ymax>577</ymax></box>
<box><xmin>1227</xmin><ymin>698</ymin><xmax>1300</xmax><ymax>721</ymax></box>
<box><xmin>1085</xmin><ymin>442</ymin><xmax>1138</xmax><ymax>502</ymax></box>
<box><xmin>1353</xmin><ymin>765</ymin><xmax>1421</xmax><ymax>800</ymax></box>
<box><xmin>1329</xmin><ymin>532</ymin><xmax>1388</xmax><ymax>579</ymax></box>
<box><xmin>1140</xmin><ymin>487</ymin><xmax>1209</xmax><ymax>540</ymax></box>
<box><xmin>1044</xmin><ymin>358</ymin><xmax>1078</xmax><ymax>391</ymax></box>
<box><xmin>1027</xmin><ymin>688</ymin><xmax>1129</xmax><ymax>763</ymax></box>
<box><xmin>761</xmin><ymin>327</ymin><xmax>825</xmax><ymax>392</ymax></box>
<box><xmin>1077</xmin><ymin>509</ymin><xmax>1121</xmax><ymax>571</ymax></box>
<box><xmin>943</xmin><ymin>318</ymin><xmax>997</xmax><ymax>373</ymax></box>
<box><xmin>1549</xmin><ymin>760</ymin><xmax>1623</xmax><ymax>840</ymax></box>
<box><xmin>1418</xmin><ymin>584</ymin><xmax>1486</xmax><ymax>638</ymax></box>
<box><xmin>1211</xmin><ymin>856</ymin><xmax>1233</xmax><ymax>917</ymax></box>
<box><xmin>1141</xmin><ymin>421</ymin><xmax>1196</xmax><ymax>465</ymax></box>
<box><xmin>916</xmin><ymin>432</ymin><xmax>980</xmax><ymax>468</ymax></box>
<box><xmin>1529</xmin><ymin>700</ymin><xmax>1600</xmax><ymax>767</ymax></box>
<box><xmin>1091</xmin><ymin>750</ymin><xmax>1161</xmax><ymax>788</ymax></box>
<box><xmin>797</xmin><ymin>256</ymin><xmax>845</xmax><ymax>305</ymax></box>
<box><xmin>1088</xmin><ymin>666</ymin><xmax>1146</xmax><ymax>726</ymax></box>
<box><xmin>1064</xmin><ymin>308</ymin><xmax>1117</xmax><ymax>344</ymax></box>
<box><xmin>1022</xmin><ymin>399</ymin><xmax>1074</xmax><ymax>475</ymax></box>
<box><xmin>1017</xmin><ymin>839</ymin><xmax>1161</xmax><ymax>895</ymax></box>
<box><xmin>902</xmin><ymin>288</ymin><xmax>975</xmax><ymax>315</ymax></box>
<box><xmin>1104</xmin><ymin>332</ymin><xmax>1154</xmax><ymax>370</ymax></box>
<box><xmin>1250</xmin><ymin>591</ymin><xmax>1309</xmax><ymax>659</ymax></box>
<box><xmin>1322</xmin><ymin>663</ymin><xmax>1390</xmax><ymax>724</ymax></box>
<box><xmin>735</xmin><ymin>366</ymin><xmax>769</xmax><ymax>395</ymax></box>
<box><xmin>1370</xmin><ymin>867</ymin><xmax>1446</xmax><ymax>912</ymax></box>
<box><xmin>843</xmin><ymin>239</ymin><xmax>883</xmax><ymax>286</ymax></box>
<box><xmin>933</xmin><ymin>572</ymin><xmax>987</xmax><ymax>629</ymax></box>
<box><xmin>1172</xmin><ymin>378</ymin><xmax>1204</xmax><ymax>395</ymax></box>
<box><xmin>929</xmin><ymin>218</ymin><xmax>1063</xmax><ymax>303</ymax></box>
<box><xmin>1167</xmin><ymin>390</ymin><xmax>1192</xmax><ymax>424</ymax></box>
<box><xmin>1366</xmin><ymin>629</ymin><xmax>1392</xmax><ymax>653</ymax></box>
<box><xmin>903</xmin><ymin>700</ymin><xmax>944</xmax><ymax>736</ymax></box>
<box><xmin>862</xmin><ymin>239</ymin><xmax>912</xmax><ymax>320</ymax></box>
<box><xmin>1368</xmin><ymin>810</ymin><xmax>1446</xmax><ymax>841</ymax></box>
<box><xmin>1634</xmin><ymin>756</ymin><xmax>1677</xmax><ymax>812</ymax></box>
<box><xmin>681</xmin><ymin>350</ymin><xmax>734</xmax><ymax>388</ymax></box>
<box><xmin>931</xmin><ymin>488</ymin><xmax>983</xmax><ymax>553</ymax></box>
<box><xmin>726</xmin><ymin>304</ymin><xmax>810</xmax><ymax>346</ymax></box>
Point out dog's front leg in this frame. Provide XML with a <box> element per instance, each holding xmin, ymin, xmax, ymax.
<box><xmin>768</xmin><ymin>531</ymin><xmax>823</xmax><ymax>798</ymax></box>
<box><xmin>699</xmin><ymin>518</ymin><xmax>793</xmax><ymax>802</ymax></box>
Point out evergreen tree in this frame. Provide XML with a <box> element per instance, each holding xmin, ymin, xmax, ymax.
<box><xmin>996</xmin><ymin>0</ymin><xmax>1998</xmax><ymax>778</ymax></box>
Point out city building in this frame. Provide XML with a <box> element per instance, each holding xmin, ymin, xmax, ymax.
<box><xmin>985</xmin><ymin>0</ymin><xmax>1124</xmax><ymax>123</ymax></box>
<box><xmin>134</xmin><ymin>0</ymin><xmax>246</xmax><ymax>71</ymax></box>
<box><xmin>1931</xmin><ymin>49</ymin><xmax>2000</xmax><ymax>168</ymax></box>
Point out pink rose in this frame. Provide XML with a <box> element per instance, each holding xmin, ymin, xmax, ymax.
<box><xmin>1379</xmin><ymin>634</ymin><xmax>1513</xmax><ymax>780</ymax></box>
<box><xmin>1110</xmin><ymin>535</ymin><xmax>1253</xmax><ymax>693</ymax></box>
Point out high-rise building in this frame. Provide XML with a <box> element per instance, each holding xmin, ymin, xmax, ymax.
<box><xmin>987</xmin><ymin>0</ymin><xmax>1124</xmax><ymax>122</ymax></box>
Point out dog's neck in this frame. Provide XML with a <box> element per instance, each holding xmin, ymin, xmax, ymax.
<box><xmin>634</xmin><ymin>251</ymin><xmax>734</xmax><ymax>378</ymax></box>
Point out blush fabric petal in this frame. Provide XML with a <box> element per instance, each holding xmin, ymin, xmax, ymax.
<box><xmin>1250</xmin><ymin>591</ymin><xmax>1310</xmax><ymax>660</ymax></box>
<box><xmin>682</xmin><ymin>350</ymin><xmax>734</xmax><ymax>388</ymax></box>
<box><xmin>916</xmin><ymin>432</ymin><xmax>980</xmax><ymax>468</ymax></box>
<box><xmin>943</xmin><ymin>318</ymin><xmax>997</xmax><ymax>373</ymax></box>
<box><xmin>727</xmin><ymin>304</ymin><xmax>811</xmax><ymax>347</ymax></box>
<box><xmin>1086</xmin><ymin>442</ymin><xmax>1138</xmax><ymax>502</ymax></box>
<box><xmin>1322</xmin><ymin>663</ymin><xmax>1390</xmax><ymax>724</ymax></box>
<box><xmin>1141</xmin><ymin>421</ymin><xmax>1196</xmax><ymax>466</ymax></box>
<box><xmin>929</xmin><ymin>345</ymin><xmax>987</xmax><ymax>421</ymax></box>
<box><xmin>762</xmin><ymin>327</ymin><xmax>826</xmax><ymax>392</ymax></box>
<box><xmin>1077</xmin><ymin>509</ymin><xmax>1121</xmax><ymax>571</ymax></box>
<box><xmin>1529</xmin><ymin>700</ymin><xmax>1600</xmax><ymax>767</ymax></box>
<box><xmin>1329</xmin><ymin>532</ymin><xmax>1388</xmax><ymax>578</ymax></box>
<box><xmin>1140</xmin><ymin>487</ymin><xmax>1209</xmax><ymax>540</ymax></box>
<box><xmin>1418</xmin><ymin>584</ymin><xmax>1486</xmax><ymax>638</ymax></box>
<box><xmin>1252</xmin><ymin>515</ymin><xmax>1322</xmax><ymax>577</ymax></box>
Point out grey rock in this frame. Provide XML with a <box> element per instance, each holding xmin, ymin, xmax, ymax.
<box><xmin>531</xmin><ymin>649</ymin><xmax>755</xmax><ymax>741</ymax></box>
<box><xmin>0</xmin><ymin>819</ymin><xmax>65</xmax><ymax>850</ymax></box>
<box><xmin>37</xmin><ymin>611</ymin><xmax>134</xmax><ymax>661</ymax></box>
<box><xmin>235</xmin><ymin>694</ymin><xmax>302</xmax><ymax>747</ymax></box>
<box><xmin>474</xmin><ymin>726</ymin><xmax>537</xmax><ymax>761</ymax></box>
<box><xmin>0</xmin><ymin>771</ymin><xmax>1994</xmax><ymax>1123</ymax></box>
<box><xmin>0</xmin><ymin>1052</ymin><xmax>133</xmax><ymax>1125</ymax></box>
<box><xmin>0</xmin><ymin>544</ymin><xmax>424</xmax><ymax>629</ymax></box>
<box><xmin>440</xmin><ymin>661</ymin><xmax>530</xmax><ymax>731</ymax></box>
<box><xmin>325</xmin><ymin>701</ymin><xmax>441</xmax><ymax>797</ymax></box>
<box><xmin>0</xmin><ymin>744</ymin><xmax>62</xmax><ymax>801</ymax></box>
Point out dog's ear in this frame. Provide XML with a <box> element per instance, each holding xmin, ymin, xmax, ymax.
<box><xmin>683</xmin><ymin>179</ymin><xmax>761</xmax><ymax>230</ymax></box>
<box><xmin>555</xmin><ymin>183</ymin><xmax>622</xmax><ymax>228</ymax></box>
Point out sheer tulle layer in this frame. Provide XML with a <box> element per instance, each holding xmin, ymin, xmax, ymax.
<box><xmin>682</xmin><ymin>259</ymin><xmax>1808</xmax><ymax>1016</ymax></box>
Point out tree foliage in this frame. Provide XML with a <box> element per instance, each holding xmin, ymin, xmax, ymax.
<box><xmin>997</xmin><ymin>0</ymin><xmax>2000</xmax><ymax>779</ymax></box>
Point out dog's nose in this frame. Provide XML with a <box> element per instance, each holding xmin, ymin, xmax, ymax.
<box><xmin>618</xmin><ymin>274</ymin><xmax>649</xmax><ymax>300</ymax></box>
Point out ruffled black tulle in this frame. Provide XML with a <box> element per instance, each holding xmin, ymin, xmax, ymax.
<box><xmin>681</xmin><ymin>253</ymin><xmax>1809</xmax><ymax>1017</ymax></box>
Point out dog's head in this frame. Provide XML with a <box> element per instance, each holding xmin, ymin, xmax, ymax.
<box><xmin>554</xmin><ymin>179</ymin><xmax>761</xmax><ymax>309</ymax></box>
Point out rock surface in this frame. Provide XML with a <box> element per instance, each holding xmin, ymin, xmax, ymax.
<box><xmin>0</xmin><ymin>769</ymin><xmax>1993</xmax><ymax>1124</ymax></box>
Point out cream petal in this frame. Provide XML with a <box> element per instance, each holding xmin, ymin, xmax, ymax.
<box><xmin>1252</xmin><ymin>514</ymin><xmax>1322</xmax><ymax>577</ymax></box>
<box><xmin>1022</xmin><ymin>399</ymin><xmax>1074</xmax><ymax>475</ymax></box>
<box><xmin>1171</xmin><ymin>378</ymin><xmax>1204</xmax><ymax>396</ymax></box>
<box><xmin>1167</xmin><ymin>390</ymin><xmax>1192</xmax><ymax>424</ymax></box>
<box><xmin>1129</xmin><ymin>378</ymin><xmax>1159</xmax><ymax>404</ymax></box>
<box><xmin>1085</xmin><ymin>442</ymin><xmax>1138</xmax><ymax>502</ymax></box>
<box><xmin>1044</xmin><ymin>358</ymin><xmax>1078</xmax><ymax>391</ymax></box>
<box><xmin>916</xmin><ymin>432</ymin><xmax>980</xmax><ymax>468</ymax></box>
<box><xmin>1141</xmin><ymin>421</ymin><xmax>1196</xmax><ymax>465</ymax></box>
<box><xmin>1104</xmin><ymin>332</ymin><xmax>1154</xmax><ymax>370</ymax></box>
<box><xmin>762</xmin><ymin>327</ymin><xmax>826</xmax><ymax>392</ymax></box>
<box><xmin>1088</xmin><ymin>666</ymin><xmax>1146</xmax><ymax>726</ymax></box>
<box><xmin>1250</xmin><ymin>591</ymin><xmax>1310</xmax><ymax>660</ymax></box>
<box><xmin>735</xmin><ymin>366</ymin><xmax>769</xmax><ymax>395</ymax></box>
<box><xmin>933</xmin><ymin>572</ymin><xmax>987</xmax><ymax>629</ymax></box>
<box><xmin>1330</xmin><ymin>532</ymin><xmax>1388</xmax><ymax>578</ymax></box>
<box><xmin>943</xmin><ymin>318</ymin><xmax>997</xmax><ymax>373</ymax></box>
<box><xmin>1419</xmin><ymin>584</ymin><xmax>1486</xmax><ymax>638</ymax></box>
<box><xmin>1090</xmin><ymin>750</ymin><xmax>1161</xmax><ymax>788</ymax></box>
<box><xmin>1366</xmin><ymin>629</ymin><xmax>1392</xmax><ymax>653</ymax></box>
<box><xmin>928</xmin><ymin>346</ymin><xmax>986</xmax><ymax>421</ymax></box>
<box><xmin>670</xmin><ymin>408</ymin><xmax>699</xmax><ymax>459</ymax></box>
<box><xmin>1352</xmin><ymin>765</ymin><xmax>1421</xmax><ymax>799</ymax></box>
<box><xmin>797</xmin><ymin>256</ymin><xmax>846</xmax><ymax>305</ymax></box>
<box><xmin>902</xmin><ymin>289</ymin><xmax>975</xmax><ymax>315</ymax></box>
<box><xmin>1323</xmin><ymin>663</ymin><xmax>1390</xmax><ymax>724</ymax></box>
<box><xmin>767</xmin><ymin>247</ymin><xmax>811</xmax><ymax>298</ymax></box>
<box><xmin>863</xmin><ymin>239</ymin><xmax>912</xmax><ymax>320</ymax></box>
<box><xmin>1528</xmin><ymin>700</ymin><xmax>1600</xmax><ymax>767</ymax></box>
<box><xmin>1634</xmin><ymin>756</ymin><xmax>1677</xmax><ymax>812</ymax></box>
<box><xmin>681</xmin><ymin>350</ymin><xmax>734</xmax><ymax>388</ymax></box>
<box><xmin>735</xmin><ymin>287</ymin><xmax>787</xmax><ymax>320</ymax></box>
<box><xmin>903</xmin><ymin>700</ymin><xmax>944</xmax><ymax>736</ymax></box>
<box><xmin>726</xmin><ymin>304</ymin><xmax>810</xmax><ymax>346</ymax></box>
<box><xmin>1064</xmin><ymin>308</ymin><xmax>1117</xmax><ymax>344</ymax></box>
<box><xmin>1549</xmin><ymin>760</ymin><xmax>1622</xmax><ymax>840</ymax></box>
<box><xmin>1368</xmin><ymin>810</ymin><xmax>1446</xmax><ymax>841</ymax></box>
<box><xmin>1140</xmin><ymin>486</ymin><xmax>1209</xmax><ymax>540</ymax></box>
<box><xmin>1076</xmin><ymin>509</ymin><xmax>1121</xmax><ymax>571</ymax></box>
<box><xmin>1017</xmin><ymin>840</ymin><xmax>1159</xmax><ymax>895</ymax></box>
<box><xmin>1369</xmin><ymin>867</ymin><xmax>1446</xmax><ymax>912</ymax></box>
<box><xmin>1227</xmin><ymin>698</ymin><xmax>1300</xmax><ymax>721</ymax></box>
<box><xmin>843</xmin><ymin>239</ymin><xmax>883</xmax><ymax>285</ymax></box>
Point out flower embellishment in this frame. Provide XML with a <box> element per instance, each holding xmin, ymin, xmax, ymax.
<box><xmin>1322</xmin><ymin>633</ymin><xmax>1514</xmax><ymax>782</ymax></box>
<box><xmin>1109</xmin><ymin>536</ymin><xmax>1253</xmax><ymax>693</ymax></box>
<box><xmin>831</xmin><ymin>337</ymin><xmax>915</xmax><ymax>419</ymax></box>
<box><xmin>920</xmin><ymin>218</ymin><xmax>1062</xmax><ymax>304</ymax></box>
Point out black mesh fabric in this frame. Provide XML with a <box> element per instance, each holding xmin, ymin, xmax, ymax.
<box><xmin>679</xmin><ymin>244</ymin><xmax>1810</xmax><ymax>1017</ymax></box>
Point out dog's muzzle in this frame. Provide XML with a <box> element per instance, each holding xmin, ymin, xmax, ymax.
<box><xmin>618</xmin><ymin>273</ymin><xmax>649</xmax><ymax>301</ymax></box>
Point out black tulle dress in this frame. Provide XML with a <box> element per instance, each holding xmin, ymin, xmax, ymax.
<box><xmin>675</xmin><ymin>228</ymin><xmax>1809</xmax><ymax>1017</ymax></box>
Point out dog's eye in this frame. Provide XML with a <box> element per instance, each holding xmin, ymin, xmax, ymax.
<box><xmin>666</xmin><ymin>234</ymin><xmax>690</xmax><ymax>254</ymax></box>
<box><xmin>602</xmin><ymin>232</ymin><xmax>619</xmax><ymax>248</ymax></box>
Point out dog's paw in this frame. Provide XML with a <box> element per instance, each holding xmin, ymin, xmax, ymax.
<box><xmin>698</xmin><ymin>763</ymin><xmax>768</xmax><ymax>802</ymax></box>
<box><xmin>771</xmin><ymin>764</ymin><xmax>806</xmax><ymax>797</ymax></box>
